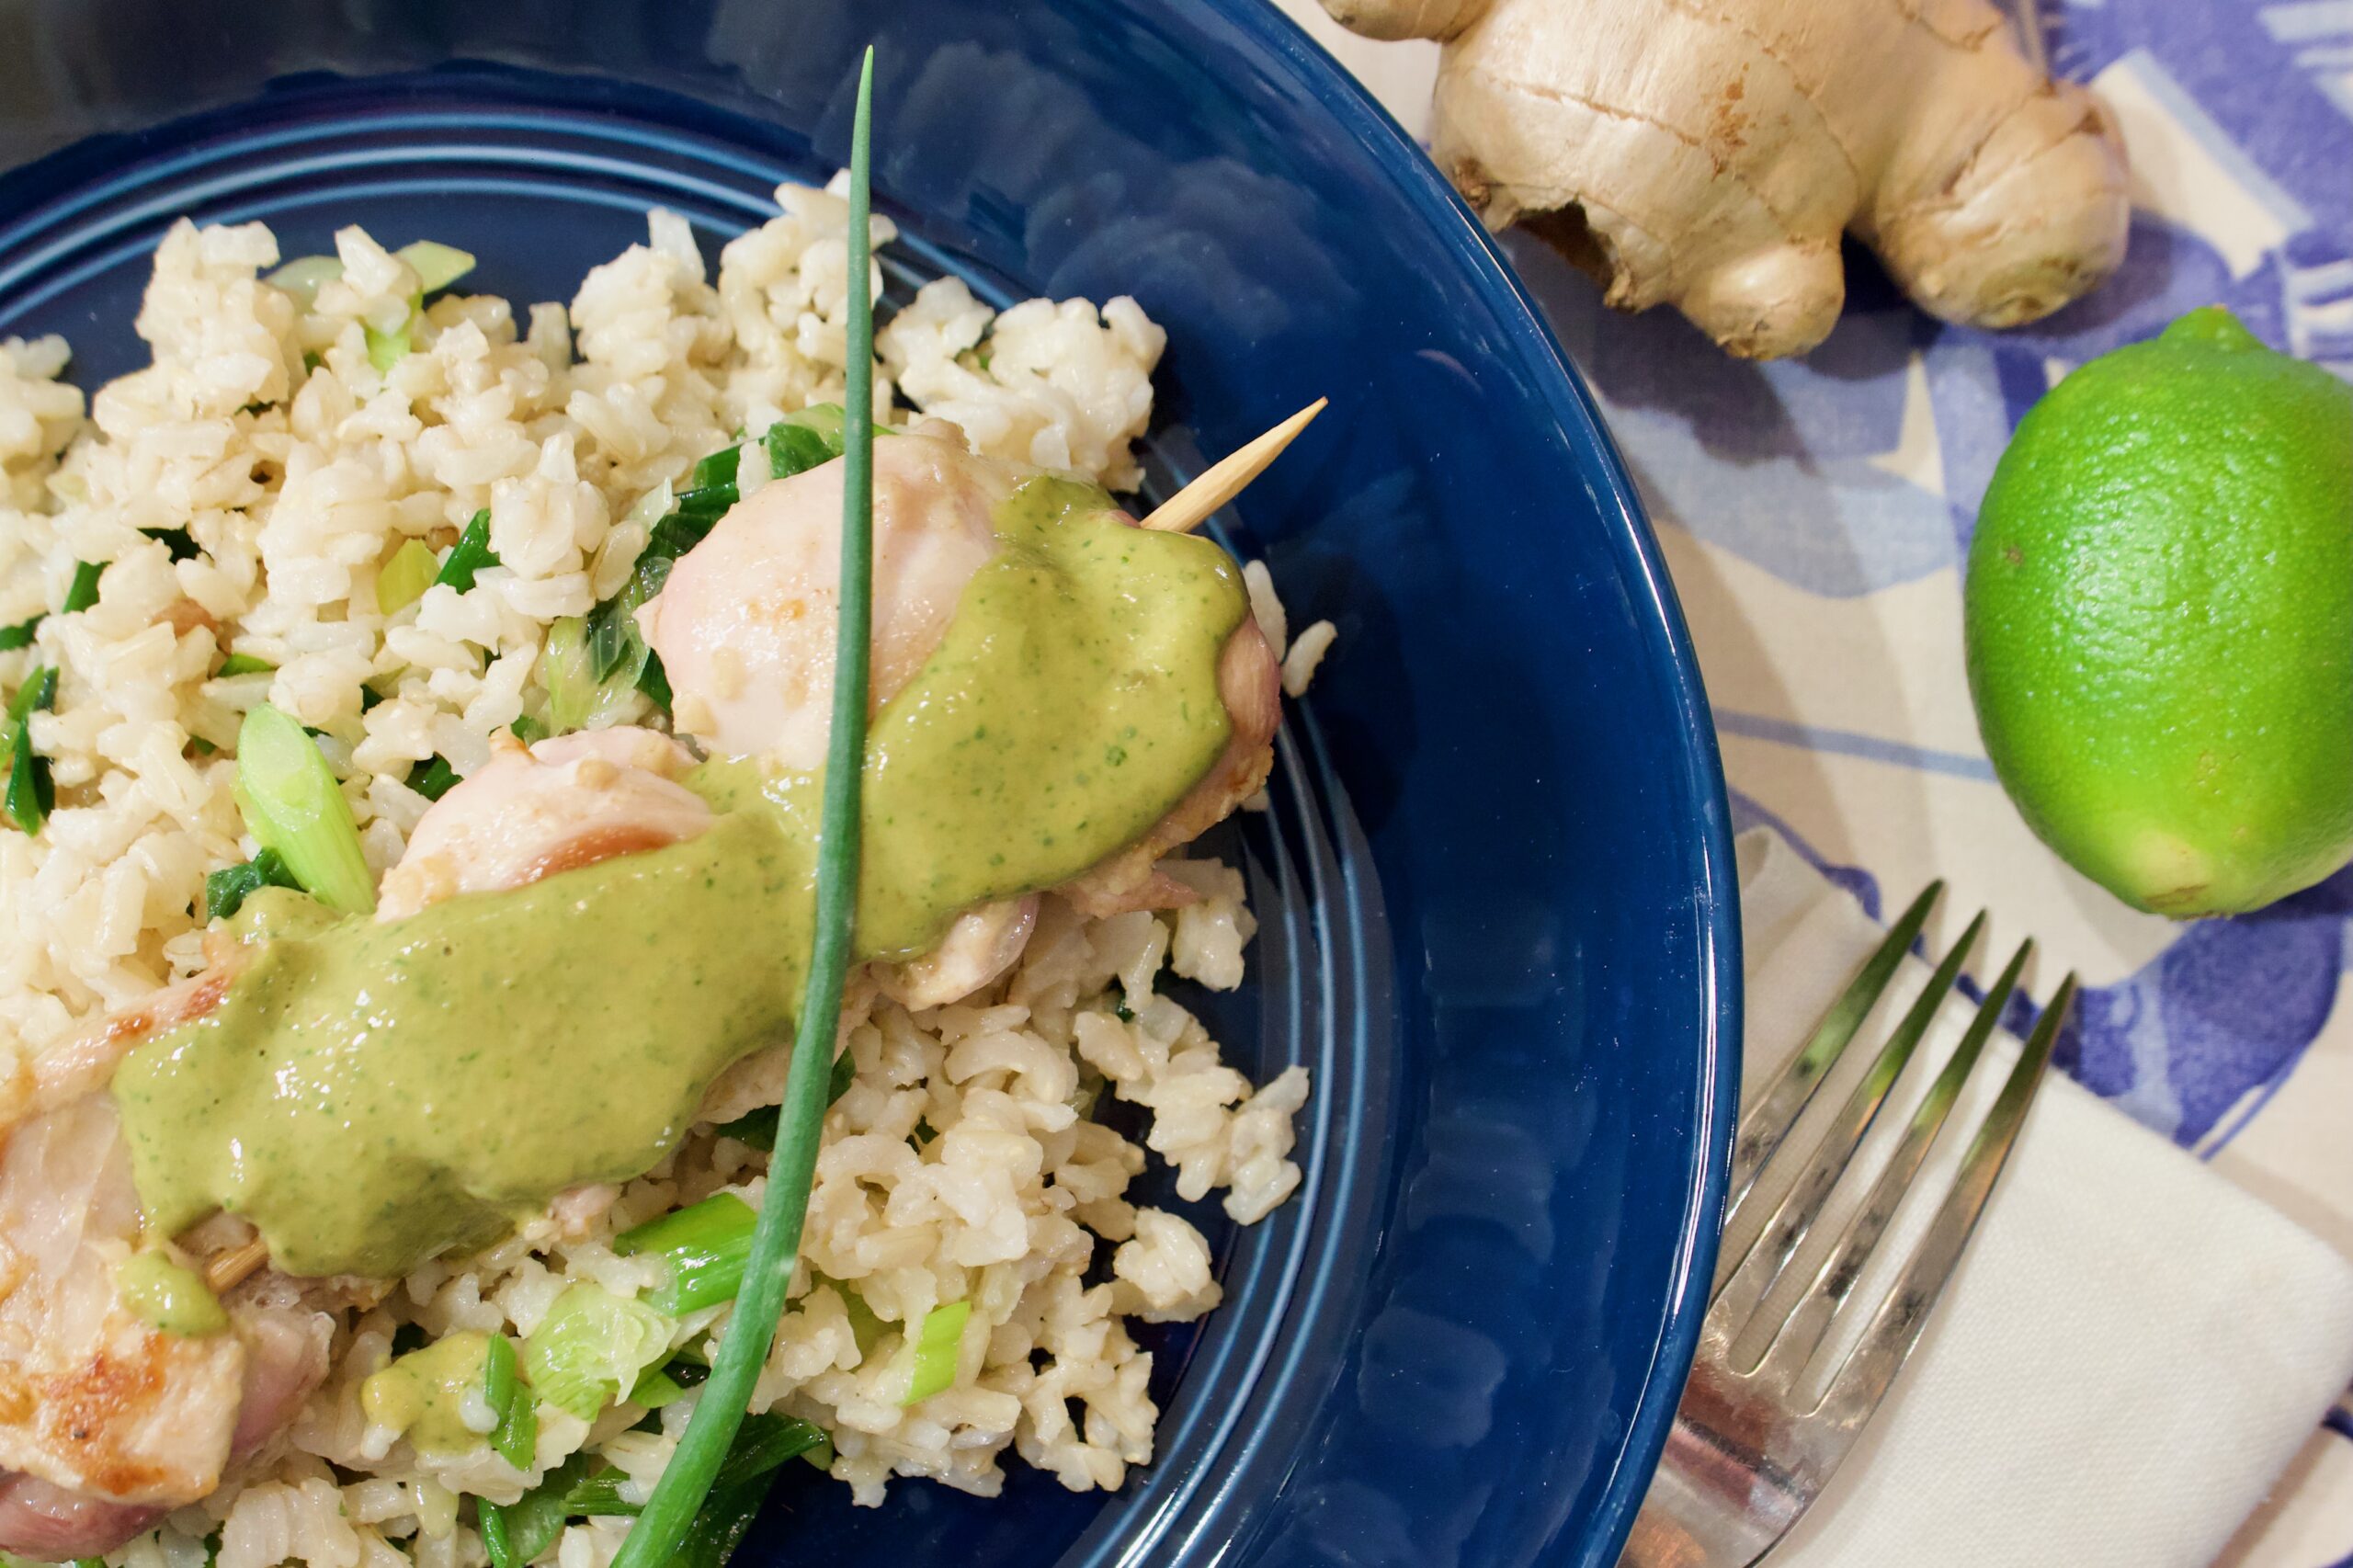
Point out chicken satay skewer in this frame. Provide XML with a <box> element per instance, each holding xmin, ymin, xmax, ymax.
<box><xmin>150</xmin><ymin>392</ymin><xmax>1324</xmax><ymax>1328</ymax></box>
<box><xmin>1139</xmin><ymin>398</ymin><xmax>1326</xmax><ymax>535</ymax></box>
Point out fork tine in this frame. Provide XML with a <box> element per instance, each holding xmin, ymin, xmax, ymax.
<box><xmin>1710</xmin><ymin>910</ymin><xmax>1986</xmax><ymax>1324</ymax></box>
<box><xmin>1748</xmin><ymin>938</ymin><xmax>2032</xmax><ymax>1388</ymax></box>
<box><xmin>1811</xmin><ymin>973</ymin><xmax>2076</xmax><ymax>1428</ymax></box>
<box><xmin>1723</xmin><ymin>881</ymin><xmax>1943</xmax><ymax>1226</ymax></box>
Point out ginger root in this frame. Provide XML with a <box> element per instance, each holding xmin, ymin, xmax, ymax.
<box><xmin>1324</xmin><ymin>0</ymin><xmax>2131</xmax><ymax>358</ymax></box>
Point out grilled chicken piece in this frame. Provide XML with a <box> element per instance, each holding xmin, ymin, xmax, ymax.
<box><xmin>642</xmin><ymin>424</ymin><xmax>1012</xmax><ymax>773</ymax></box>
<box><xmin>644</xmin><ymin>424</ymin><xmax>1282</xmax><ymax>924</ymax></box>
<box><xmin>875</xmin><ymin>897</ymin><xmax>1040</xmax><ymax>1010</ymax></box>
<box><xmin>378</xmin><ymin>727</ymin><xmax>711</xmax><ymax>918</ymax></box>
<box><xmin>0</xmin><ymin>1093</ymin><xmax>331</xmax><ymax>1556</ymax></box>
<box><xmin>0</xmin><ymin>728</ymin><xmax>702</xmax><ymax>1552</ymax></box>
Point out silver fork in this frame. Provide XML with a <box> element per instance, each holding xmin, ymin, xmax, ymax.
<box><xmin>1620</xmin><ymin>883</ymin><xmax>2076</xmax><ymax>1568</ymax></box>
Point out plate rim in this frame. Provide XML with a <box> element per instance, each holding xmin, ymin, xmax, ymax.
<box><xmin>0</xmin><ymin>6</ymin><xmax>1743</xmax><ymax>1557</ymax></box>
<box><xmin>1211</xmin><ymin>3</ymin><xmax>1745</xmax><ymax>1561</ymax></box>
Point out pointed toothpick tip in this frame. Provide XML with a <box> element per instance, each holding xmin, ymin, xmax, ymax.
<box><xmin>1141</xmin><ymin>396</ymin><xmax>1328</xmax><ymax>534</ymax></box>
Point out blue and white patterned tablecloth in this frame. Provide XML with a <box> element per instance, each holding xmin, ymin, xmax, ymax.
<box><xmin>1275</xmin><ymin>1</ymin><xmax>2353</xmax><ymax>1560</ymax></box>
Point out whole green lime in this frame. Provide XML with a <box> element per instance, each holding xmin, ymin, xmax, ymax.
<box><xmin>1965</xmin><ymin>307</ymin><xmax>2353</xmax><ymax>916</ymax></box>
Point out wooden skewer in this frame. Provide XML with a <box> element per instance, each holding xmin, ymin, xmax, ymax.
<box><xmin>203</xmin><ymin>1235</ymin><xmax>270</xmax><ymax>1294</ymax></box>
<box><xmin>1139</xmin><ymin>398</ymin><xmax>1327</xmax><ymax>535</ymax></box>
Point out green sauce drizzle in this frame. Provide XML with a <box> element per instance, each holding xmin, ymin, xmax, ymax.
<box><xmin>113</xmin><ymin>1251</ymin><xmax>227</xmax><ymax>1336</ymax></box>
<box><xmin>109</xmin><ymin>476</ymin><xmax>1245</xmax><ymax>1280</ymax></box>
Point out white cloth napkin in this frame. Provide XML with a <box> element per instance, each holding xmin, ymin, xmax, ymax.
<box><xmin>1733</xmin><ymin>827</ymin><xmax>2353</xmax><ymax>1568</ymax></box>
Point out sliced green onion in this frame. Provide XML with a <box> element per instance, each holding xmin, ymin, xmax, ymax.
<box><xmin>607</xmin><ymin>50</ymin><xmax>876</xmax><ymax>1568</ymax></box>
<box><xmin>477</xmin><ymin>1500</ymin><xmax>517</xmax><ymax>1568</ymax></box>
<box><xmin>492</xmin><ymin>1453</ymin><xmax>600</xmax><ymax>1568</ymax></box>
<box><xmin>233</xmin><ymin>703</ymin><xmax>375</xmax><ymax>915</ymax></box>
<box><xmin>216</xmin><ymin>653</ymin><xmax>276</xmax><ymax>677</ymax></box>
<box><xmin>509</xmin><ymin>714</ymin><xmax>547</xmax><ymax>745</ymax></box>
<box><xmin>364</xmin><ymin>321</ymin><xmax>411</xmax><ymax>374</ymax></box>
<box><xmin>204</xmin><ymin>846</ymin><xmax>301</xmax><ymax>921</ymax></box>
<box><xmin>712</xmin><ymin>1414</ymin><xmax>830</xmax><ymax>1489</ymax></box>
<box><xmin>764</xmin><ymin>417</ymin><xmax>835</xmax><ymax>479</ymax></box>
<box><xmin>376</xmin><ymin>539</ymin><xmax>439</xmax><ymax>615</ymax></box>
<box><xmin>436</xmin><ymin>509</ymin><xmax>500</xmax><ymax>592</ymax></box>
<box><xmin>405</xmin><ymin>756</ymin><xmax>460</xmax><ymax>801</ymax></box>
<box><xmin>615</xmin><ymin>1193</ymin><xmax>756</xmax><ymax>1315</ymax></box>
<box><xmin>584</xmin><ymin>556</ymin><xmax>668</xmax><ymax>687</ymax></box>
<box><xmin>710</xmin><ymin>1110</ymin><xmax>776</xmax><ymax>1153</ymax></box>
<box><xmin>521</xmin><ymin>1282</ymin><xmax>673</xmax><ymax>1422</ymax></box>
<box><xmin>5</xmin><ymin>665</ymin><xmax>58</xmax><ymax>835</ymax></box>
<box><xmin>900</xmin><ymin>1299</ymin><xmax>970</xmax><ymax>1405</ymax></box>
<box><xmin>635</xmin><ymin>653</ymin><xmax>673</xmax><ymax>717</ymax></box>
<box><xmin>581</xmin><ymin>472</ymin><xmax>727</xmax><ymax>692</ymax></box>
<box><xmin>763</xmin><ymin>403</ymin><xmax>891</xmax><ymax>482</ymax></box>
<box><xmin>62</xmin><ymin>561</ymin><xmax>103</xmax><ymax>614</ymax></box>
<box><xmin>540</xmin><ymin>617</ymin><xmax>643</xmax><ymax>735</ymax></box>
<box><xmin>626</xmin><ymin>1348</ymin><xmax>714</xmax><ymax>1409</ymax></box>
<box><xmin>626</xmin><ymin>1364</ymin><xmax>687</xmax><ymax>1409</ymax></box>
<box><xmin>142</xmin><ymin>527</ymin><xmax>200</xmax><ymax>562</ymax></box>
<box><xmin>396</xmin><ymin>240</ymin><xmax>477</xmax><ymax>295</ymax></box>
<box><xmin>0</xmin><ymin>614</ymin><xmax>40</xmax><ymax>651</ymax></box>
<box><xmin>265</xmin><ymin>255</ymin><xmax>344</xmax><ymax>310</ymax></box>
<box><xmin>651</xmin><ymin>1416</ymin><xmax>833</xmax><ymax>1568</ymax></box>
<box><xmin>561</xmin><ymin>1469</ymin><xmax>642</xmax><ymax>1517</ymax></box>
<box><xmin>688</xmin><ymin>443</ymin><xmax>742</xmax><ymax>492</ymax></box>
<box><xmin>483</xmin><ymin>1332</ymin><xmax>538</xmax><ymax>1470</ymax></box>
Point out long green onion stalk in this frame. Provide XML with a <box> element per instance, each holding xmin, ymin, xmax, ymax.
<box><xmin>606</xmin><ymin>44</ymin><xmax>878</xmax><ymax>1568</ymax></box>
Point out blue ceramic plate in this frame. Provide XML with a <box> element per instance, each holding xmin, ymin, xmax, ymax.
<box><xmin>0</xmin><ymin>2</ymin><xmax>1738</xmax><ymax>1562</ymax></box>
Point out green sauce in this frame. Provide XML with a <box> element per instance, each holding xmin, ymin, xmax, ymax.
<box><xmin>360</xmin><ymin>1331</ymin><xmax>494</xmax><ymax>1456</ymax></box>
<box><xmin>113</xmin><ymin>1252</ymin><xmax>228</xmax><ymax>1336</ymax></box>
<box><xmin>111</xmin><ymin>477</ymin><xmax>1245</xmax><ymax>1279</ymax></box>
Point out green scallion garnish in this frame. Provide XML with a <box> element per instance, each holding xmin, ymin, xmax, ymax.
<box><xmin>62</xmin><ymin>561</ymin><xmax>103</xmax><ymax>614</ymax></box>
<box><xmin>4</xmin><ymin>665</ymin><xmax>58</xmax><ymax>835</ymax></box>
<box><xmin>376</xmin><ymin>539</ymin><xmax>439</xmax><ymax>615</ymax></box>
<box><xmin>364</xmin><ymin>322</ymin><xmax>410</xmax><ymax>374</ymax></box>
<box><xmin>203</xmin><ymin>846</ymin><xmax>301</xmax><ymax>921</ymax></box>
<box><xmin>264</xmin><ymin>255</ymin><xmax>344</xmax><ymax>311</ymax></box>
<box><xmin>142</xmin><ymin>527</ymin><xmax>200</xmax><ymax>562</ymax></box>
<box><xmin>0</xmin><ymin>614</ymin><xmax>40</xmax><ymax>651</ymax></box>
<box><xmin>899</xmin><ymin>1299</ymin><xmax>970</xmax><ymax>1405</ymax></box>
<box><xmin>405</xmin><ymin>756</ymin><xmax>460</xmax><ymax>802</ymax></box>
<box><xmin>437</xmin><ymin>510</ymin><xmax>500</xmax><ymax>593</ymax></box>
<box><xmin>615</xmin><ymin>1192</ymin><xmax>757</xmax><ymax>1315</ymax></box>
<box><xmin>483</xmin><ymin>1331</ymin><xmax>538</xmax><ymax>1470</ymax></box>
<box><xmin>397</xmin><ymin>240</ymin><xmax>477</xmax><ymax>296</ymax></box>
<box><xmin>216</xmin><ymin>653</ymin><xmax>276</xmax><ymax>677</ymax></box>
<box><xmin>520</xmin><ymin>1282</ymin><xmax>672</xmax><ymax>1423</ymax></box>
<box><xmin>233</xmin><ymin>703</ymin><xmax>376</xmax><ymax>915</ymax></box>
<box><xmin>607</xmin><ymin>46</ymin><xmax>878</xmax><ymax>1568</ymax></box>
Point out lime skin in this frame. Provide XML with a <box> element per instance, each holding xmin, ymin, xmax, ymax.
<box><xmin>1964</xmin><ymin>307</ymin><xmax>2353</xmax><ymax>916</ymax></box>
